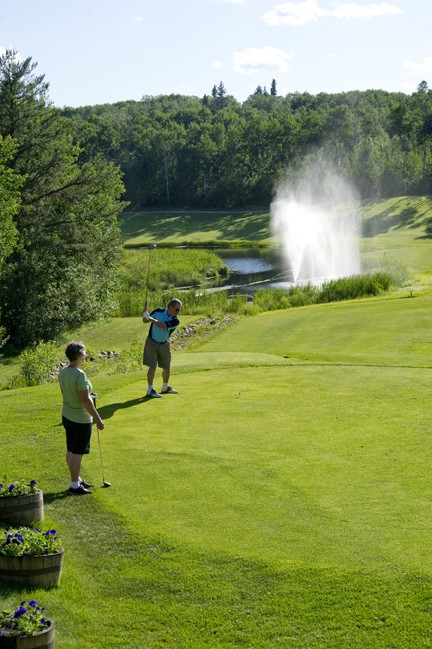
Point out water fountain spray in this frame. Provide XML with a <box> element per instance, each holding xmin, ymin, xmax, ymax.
<box><xmin>270</xmin><ymin>163</ymin><xmax>360</xmax><ymax>283</ymax></box>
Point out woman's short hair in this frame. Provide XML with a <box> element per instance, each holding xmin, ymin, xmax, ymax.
<box><xmin>65</xmin><ymin>341</ymin><xmax>86</xmax><ymax>362</ymax></box>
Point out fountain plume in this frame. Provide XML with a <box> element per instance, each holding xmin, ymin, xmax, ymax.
<box><xmin>270</xmin><ymin>162</ymin><xmax>361</xmax><ymax>283</ymax></box>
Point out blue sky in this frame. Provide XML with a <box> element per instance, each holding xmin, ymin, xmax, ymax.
<box><xmin>1</xmin><ymin>0</ymin><xmax>431</xmax><ymax>107</ymax></box>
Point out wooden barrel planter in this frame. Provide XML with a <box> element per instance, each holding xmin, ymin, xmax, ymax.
<box><xmin>0</xmin><ymin>621</ymin><xmax>55</xmax><ymax>648</ymax></box>
<box><xmin>0</xmin><ymin>491</ymin><xmax>44</xmax><ymax>526</ymax></box>
<box><xmin>0</xmin><ymin>549</ymin><xmax>64</xmax><ymax>588</ymax></box>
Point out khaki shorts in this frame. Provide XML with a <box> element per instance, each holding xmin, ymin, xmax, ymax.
<box><xmin>143</xmin><ymin>336</ymin><xmax>171</xmax><ymax>370</ymax></box>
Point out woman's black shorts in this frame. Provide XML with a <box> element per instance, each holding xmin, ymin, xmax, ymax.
<box><xmin>62</xmin><ymin>416</ymin><xmax>92</xmax><ymax>455</ymax></box>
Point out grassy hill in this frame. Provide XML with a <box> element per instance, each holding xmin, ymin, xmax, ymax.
<box><xmin>121</xmin><ymin>196</ymin><xmax>432</xmax><ymax>271</ymax></box>
<box><xmin>1</xmin><ymin>197</ymin><xmax>432</xmax><ymax>647</ymax></box>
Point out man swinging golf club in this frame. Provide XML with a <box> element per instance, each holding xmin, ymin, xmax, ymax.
<box><xmin>142</xmin><ymin>298</ymin><xmax>182</xmax><ymax>398</ymax></box>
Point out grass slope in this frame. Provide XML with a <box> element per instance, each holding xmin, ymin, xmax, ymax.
<box><xmin>121</xmin><ymin>210</ymin><xmax>271</xmax><ymax>247</ymax></box>
<box><xmin>1</xmin><ymin>197</ymin><xmax>432</xmax><ymax>647</ymax></box>
<box><xmin>1</xmin><ymin>301</ymin><xmax>432</xmax><ymax>646</ymax></box>
<box><xmin>120</xmin><ymin>196</ymin><xmax>432</xmax><ymax>256</ymax></box>
<box><xmin>195</xmin><ymin>288</ymin><xmax>432</xmax><ymax>367</ymax></box>
<box><xmin>1</xmin><ymin>358</ymin><xmax>431</xmax><ymax>647</ymax></box>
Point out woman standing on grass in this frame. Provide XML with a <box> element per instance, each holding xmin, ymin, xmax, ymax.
<box><xmin>58</xmin><ymin>341</ymin><xmax>104</xmax><ymax>495</ymax></box>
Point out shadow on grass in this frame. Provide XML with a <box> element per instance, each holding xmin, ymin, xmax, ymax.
<box><xmin>362</xmin><ymin>197</ymin><xmax>432</xmax><ymax>239</ymax></box>
<box><xmin>43</xmin><ymin>490</ymin><xmax>70</xmax><ymax>504</ymax></box>
<box><xmin>98</xmin><ymin>396</ymin><xmax>148</xmax><ymax>420</ymax></box>
<box><xmin>121</xmin><ymin>210</ymin><xmax>270</xmax><ymax>243</ymax></box>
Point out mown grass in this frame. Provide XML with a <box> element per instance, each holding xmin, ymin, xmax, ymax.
<box><xmin>1</xmin><ymin>356</ymin><xmax>431</xmax><ymax>647</ymax></box>
<box><xmin>121</xmin><ymin>196</ymin><xmax>432</xmax><ymax>252</ymax></box>
<box><xmin>1</xmin><ymin>196</ymin><xmax>432</xmax><ymax>647</ymax></box>
<box><xmin>121</xmin><ymin>210</ymin><xmax>271</xmax><ymax>247</ymax></box>
<box><xmin>360</xmin><ymin>195</ymin><xmax>432</xmax><ymax>280</ymax></box>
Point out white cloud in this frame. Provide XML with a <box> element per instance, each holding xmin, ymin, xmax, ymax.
<box><xmin>330</xmin><ymin>3</ymin><xmax>402</xmax><ymax>19</ymax></box>
<box><xmin>263</xmin><ymin>0</ymin><xmax>402</xmax><ymax>27</ymax></box>
<box><xmin>263</xmin><ymin>0</ymin><xmax>321</xmax><ymax>26</ymax></box>
<box><xmin>402</xmin><ymin>56</ymin><xmax>432</xmax><ymax>74</ymax></box>
<box><xmin>232</xmin><ymin>46</ymin><xmax>294</xmax><ymax>74</ymax></box>
<box><xmin>132</xmin><ymin>16</ymin><xmax>144</xmax><ymax>22</ymax></box>
<box><xmin>212</xmin><ymin>60</ymin><xmax>223</xmax><ymax>69</ymax></box>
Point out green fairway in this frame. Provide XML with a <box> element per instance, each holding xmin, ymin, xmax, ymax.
<box><xmin>1</xmin><ymin>196</ymin><xmax>432</xmax><ymax>647</ymax></box>
<box><xmin>1</xmin><ymin>353</ymin><xmax>432</xmax><ymax>647</ymax></box>
<box><xmin>121</xmin><ymin>210</ymin><xmax>272</xmax><ymax>247</ymax></box>
<box><xmin>195</xmin><ymin>287</ymin><xmax>432</xmax><ymax>368</ymax></box>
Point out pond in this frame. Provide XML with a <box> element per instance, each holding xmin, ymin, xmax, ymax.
<box><xmin>217</xmin><ymin>248</ymin><xmax>295</xmax><ymax>293</ymax></box>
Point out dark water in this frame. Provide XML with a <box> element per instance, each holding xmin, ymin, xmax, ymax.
<box><xmin>217</xmin><ymin>249</ymin><xmax>294</xmax><ymax>293</ymax></box>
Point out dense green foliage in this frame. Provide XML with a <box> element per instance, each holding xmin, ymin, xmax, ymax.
<box><xmin>0</xmin><ymin>50</ymin><xmax>126</xmax><ymax>347</ymax></box>
<box><xmin>0</xmin><ymin>135</ymin><xmax>21</xmax><ymax>270</ymax></box>
<box><xmin>1</xmin><ymin>45</ymin><xmax>431</xmax><ymax>351</ymax></box>
<box><xmin>63</xmin><ymin>82</ymin><xmax>432</xmax><ymax>208</ymax></box>
<box><xmin>116</xmin><ymin>248</ymin><xmax>228</xmax><ymax>316</ymax></box>
<box><xmin>7</xmin><ymin>341</ymin><xmax>59</xmax><ymax>388</ymax></box>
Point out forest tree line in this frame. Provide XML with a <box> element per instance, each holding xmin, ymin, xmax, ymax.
<box><xmin>63</xmin><ymin>79</ymin><xmax>432</xmax><ymax>208</ymax></box>
<box><xmin>1</xmin><ymin>48</ymin><xmax>432</xmax><ymax>347</ymax></box>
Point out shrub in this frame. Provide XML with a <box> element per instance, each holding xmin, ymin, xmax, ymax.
<box><xmin>287</xmin><ymin>283</ymin><xmax>320</xmax><ymax>307</ymax></box>
<box><xmin>239</xmin><ymin>302</ymin><xmax>261</xmax><ymax>316</ymax></box>
<box><xmin>319</xmin><ymin>272</ymin><xmax>393</xmax><ymax>303</ymax></box>
<box><xmin>16</xmin><ymin>342</ymin><xmax>58</xmax><ymax>387</ymax></box>
<box><xmin>361</xmin><ymin>256</ymin><xmax>410</xmax><ymax>286</ymax></box>
<box><xmin>253</xmin><ymin>289</ymin><xmax>291</xmax><ymax>311</ymax></box>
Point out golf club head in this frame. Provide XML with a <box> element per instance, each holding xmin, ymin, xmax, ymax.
<box><xmin>102</xmin><ymin>481</ymin><xmax>111</xmax><ymax>488</ymax></box>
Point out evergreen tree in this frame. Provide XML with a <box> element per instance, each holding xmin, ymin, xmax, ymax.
<box><xmin>217</xmin><ymin>81</ymin><xmax>227</xmax><ymax>98</ymax></box>
<box><xmin>270</xmin><ymin>79</ymin><xmax>277</xmax><ymax>96</ymax></box>
<box><xmin>0</xmin><ymin>50</ymin><xmax>126</xmax><ymax>346</ymax></box>
<box><xmin>0</xmin><ymin>135</ymin><xmax>21</xmax><ymax>270</ymax></box>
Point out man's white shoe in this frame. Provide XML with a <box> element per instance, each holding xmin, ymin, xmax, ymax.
<box><xmin>147</xmin><ymin>388</ymin><xmax>162</xmax><ymax>398</ymax></box>
<box><xmin>161</xmin><ymin>385</ymin><xmax>178</xmax><ymax>394</ymax></box>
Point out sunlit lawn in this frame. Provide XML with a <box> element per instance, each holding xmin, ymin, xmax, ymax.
<box><xmin>1</xmin><ymin>288</ymin><xmax>432</xmax><ymax>646</ymax></box>
<box><xmin>1</xmin><ymin>197</ymin><xmax>432</xmax><ymax>647</ymax></box>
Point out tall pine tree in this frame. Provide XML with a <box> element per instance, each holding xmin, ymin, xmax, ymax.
<box><xmin>0</xmin><ymin>50</ymin><xmax>126</xmax><ymax>346</ymax></box>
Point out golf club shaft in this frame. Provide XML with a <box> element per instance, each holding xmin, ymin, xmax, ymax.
<box><xmin>97</xmin><ymin>427</ymin><xmax>106</xmax><ymax>483</ymax></box>
<box><xmin>144</xmin><ymin>244</ymin><xmax>156</xmax><ymax>309</ymax></box>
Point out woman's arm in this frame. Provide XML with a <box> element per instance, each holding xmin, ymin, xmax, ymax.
<box><xmin>78</xmin><ymin>390</ymin><xmax>104</xmax><ymax>429</ymax></box>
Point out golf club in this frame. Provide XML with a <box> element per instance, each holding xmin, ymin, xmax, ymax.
<box><xmin>144</xmin><ymin>243</ymin><xmax>157</xmax><ymax>310</ymax></box>
<box><xmin>91</xmin><ymin>392</ymin><xmax>111</xmax><ymax>488</ymax></box>
<box><xmin>96</xmin><ymin>428</ymin><xmax>111</xmax><ymax>488</ymax></box>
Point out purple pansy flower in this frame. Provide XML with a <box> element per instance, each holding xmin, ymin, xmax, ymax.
<box><xmin>14</xmin><ymin>606</ymin><xmax>27</xmax><ymax>618</ymax></box>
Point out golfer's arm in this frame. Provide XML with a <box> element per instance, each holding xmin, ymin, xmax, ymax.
<box><xmin>145</xmin><ymin>317</ymin><xmax>167</xmax><ymax>328</ymax></box>
<box><xmin>78</xmin><ymin>391</ymin><xmax>104</xmax><ymax>427</ymax></box>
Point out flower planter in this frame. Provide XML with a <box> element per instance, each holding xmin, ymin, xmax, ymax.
<box><xmin>0</xmin><ymin>620</ymin><xmax>55</xmax><ymax>648</ymax></box>
<box><xmin>0</xmin><ymin>491</ymin><xmax>44</xmax><ymax>526</ymax></box>
<box><xmin>0</xmin><ymin>549</ymin><xmax>64</xmax><ymax>588</ymax></box>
